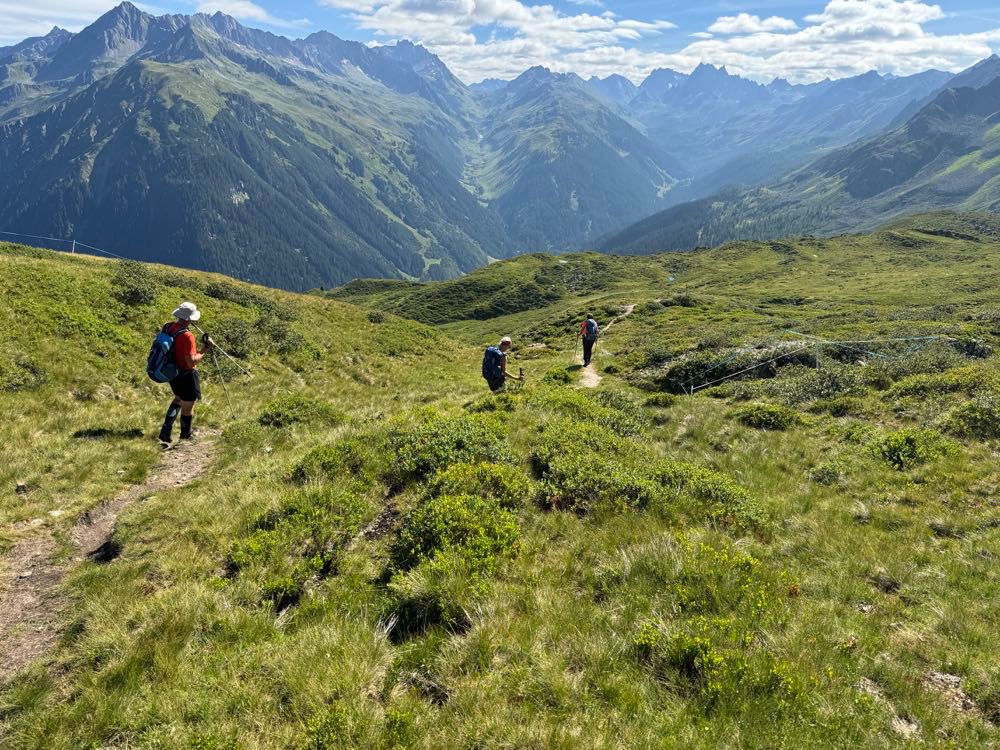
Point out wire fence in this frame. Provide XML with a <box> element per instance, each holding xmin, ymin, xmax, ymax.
<box><xmin>0</xmin><ymin>230</ymin><xmax>128</xmax><ymax>260</ymax></box>
<box><xmin>686</xmin><ymin>330</ymin><xmax>955</xmax><ymax>394</ymax></box>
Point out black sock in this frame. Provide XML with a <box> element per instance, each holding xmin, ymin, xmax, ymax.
<box><xmin>180</xmin><ymin>415</ymin><xmax>193</xmax><ymax>439</ymax></box>
<box><xmin>159</xmin><ymin>404</ymin><xmax>180</xmax><ymax>441</ymax></box>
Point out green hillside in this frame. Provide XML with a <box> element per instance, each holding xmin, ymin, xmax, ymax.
<box><xmin>3</xmin><ymin>218</ymin><xmax>1000</xmax><ymax>747</ymax></box>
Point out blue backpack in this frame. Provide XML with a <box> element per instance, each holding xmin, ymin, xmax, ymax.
<box><xmin>482</xmin><ymin>346</ymin><xmax>504</xmax><ymax>388</ymax></box>
<box><xmin>584</xmin><ymin>318</ymin><xmax>598</xmax><ymax>339</ymax></box>
<box><xmin>146</xmin><ymin>324</ymin><xmax>185</xmax><ymax>383</ymax></box>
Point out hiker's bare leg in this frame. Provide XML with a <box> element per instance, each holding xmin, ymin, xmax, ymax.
<box><xmin>179</xmin><ymin>400</ymin><xmax>195</xmax><ymax>417</ymax></box>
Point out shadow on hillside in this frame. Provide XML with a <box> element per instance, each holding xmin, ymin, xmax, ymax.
<box><xmin>72</xmin><ymin>427</ymin><xmax>144</xmax><ymax>440</ymax></box>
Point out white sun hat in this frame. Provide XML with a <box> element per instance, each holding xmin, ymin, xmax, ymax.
<box><xmin>172</xmin><ymin>301</ymin><xmax>201</xmax><ymax>321</ymax></box>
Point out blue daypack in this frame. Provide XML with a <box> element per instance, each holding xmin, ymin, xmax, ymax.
<box><xmin>584</xmin><ymin>318</ymin><xmax>598</xmax><ymax>339</ymax></box>
<box><xmin>482</xmin><ymin>346</ymin><xmax>504</xmax><ymax>388</ymax></box>
<box><xmin>146</xmin><ymin>324</ymin><xmax>185</xmax><ymax>383</ymax></box>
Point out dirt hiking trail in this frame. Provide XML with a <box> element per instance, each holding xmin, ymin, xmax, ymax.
<box><xmin>578</xmin><ymin>304</ymin><xmax>636</xmax><ymax>389</ymax></box>
<box><xmin>0</xmin><ymin>433</ymin><xmax>218</xmax><ymax>685</ymax></box>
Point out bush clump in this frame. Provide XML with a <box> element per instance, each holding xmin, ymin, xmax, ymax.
<box><xmin>0</xmin><ymin>358</ymin><xmax>47</xmax><ymax>392</ymax></box>
<box><xmin>367</xmin><ymin>309</ymin><xmax>387</xmax><ymax>324</ymax></box>
<box><xmin>112</xmin><ymin>259</ymin><xmax>157</xmax><ymax>307</ymax></box>
<box><xmin>733</xmin><ymin>403</ymin><xmax>801</xmax><ymax>430</ymax></box>
<box><xmin>428</xmin><ymin>462</ymin><xmax>533</xmax><ymax>509</ymax></box>
<box><xmin>872</xmin><ymin>428</ymin><xmax>956</xmax><ymax>470</ymax></box>
<box><xmin>944</xmin><ymin>394</ymin><xmax>1000</xmax><ymax>439</ymax></box>
<box><xmin>465</xmin><ymin>391</ymin><xmax>520</xmax><ymax>414</ymax></box>
<box><xmin>542</xmin><ymin>454</ymin><xmax>665</xmax><ymax>513</ymax></box>
<box><xmin>542</xmin><ymin>367</ymin><xmax>572</xmax><ymax>385</ymax></box>
<box><xmin>259</xmin><ymin>395</ymin><xmax>344</xmax><ymax>428</ymax></box>
<box><xmin>654</xmin><ymin>462</ymin><xmax>766</xmax><ymax>531</ymax></box>
<box><xmin>289</xmin><ymin>435</ymin><xmax>381</xmax><ymax>485</ymax></box>
<box><xmin>391</xmin><ymin>494</ymin><xmax>520</xmax><ymax>573</ymax></box>
<box><xmin>388</xmin><ymin>413</ymin><xmax>514</xmax><ymax>484</ymax></box>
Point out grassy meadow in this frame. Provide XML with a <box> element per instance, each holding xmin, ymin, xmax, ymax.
<box><xmin>2</xmin><ymin>213</ymin><xmax>1000</xmax><ymax>747</ymax></box>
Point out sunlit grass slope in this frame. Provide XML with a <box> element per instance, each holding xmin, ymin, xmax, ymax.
<box><xmin>2</xmin><ymin>214</ymin><xmax>1000</xmax><ymax>748</ymax></box>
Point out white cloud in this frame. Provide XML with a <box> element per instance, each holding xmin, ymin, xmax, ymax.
<box><xmin>196</xmin><ymin>0</ymin><xmax>311</xmax><ymax>29</ymax></box>
<box><xmin>708</xmin><ymin>13</ymin><xmax>798</xmax><ymax>35</ymax></box>
<box><xmin>566</xmin><ymin>0</ymin><xmax>603</xmax><ymax>8</ymax></box>
<box><xmin>320</xmin><ymin>0</ymin><xmax>1000</xmax><ymax>84</ymax></box>
<box><xmin>0</xmin><ymin>0</ymin><xmax>113</xmax><ymax>44</ymax></box>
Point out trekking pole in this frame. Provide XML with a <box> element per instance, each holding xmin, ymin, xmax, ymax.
<box><xmin>572</xmin><ymin>335</ymin><xmax>580</xmax><ymax>364</ymax></box>
<box><xmin>191</xmin><ymin>324</ymin><xmax>252</xmax><ymax>377</ymax></box>
<box><xmin>211</xmin><ymin>348</ymin><xmax>238</xmax><ymax>420</ymax></box>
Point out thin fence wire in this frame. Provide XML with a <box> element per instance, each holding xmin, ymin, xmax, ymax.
<box><xmin>0</xmin><ymin>230</ymin><xmax>127</xmax><ymax>260</ymax></box>
<box><xmin>687</xmin><ymin>331</ymin><xmax>954</xmax><ymax>394</ymax></box>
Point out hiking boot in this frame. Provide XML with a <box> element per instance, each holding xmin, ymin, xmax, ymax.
<box><xmin>179</xmin><ymin>415</ymin><xmax>193</xmax><ymax>440</ymax></box>
<box><xmin>158</xmin><ymin>430</ymin><xmax>172</xmax><ymax>444</ymax></box>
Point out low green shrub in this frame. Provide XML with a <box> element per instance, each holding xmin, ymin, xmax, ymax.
<box><xmin>289</xmin><ymin>435</ymin><xmax>381</xmax><ymax>484</ymax></box>
<box><xmin>526</xmin><ymin>388</ymin><xmax>645</xmax><ymax>437</ymax></box>
<box><xmin>808</xmin><ymin>397</ymin><xmax>864</xmax><ymax>417</ymax></box>
<box><xmin>211</xmin><ymin>316</ymin><xmax>254</xmax><ymax>359</ymax></box>
<box><xmin>944</xmin><ymin>395</ymin><xmax>1000</xmax><ymax>439</ymax></box>
<box><xmin>542</xmin><ymin>367</ymin><xmax>572</xmax><ymax>385</ymax></box>
<box><xmin>391</xmin><ymin>494</ymin><xmax>519</xmax><ymax>572</ymax></box>
<box><xmin>733</xmin><ymin>403</ymin><xmax>801</xmax><ymax>430</ymax></box>
<box><xmin>0</xmin><ymin>358</ymin><xmax>47</xmax><ymax>392</ymax></box>
<box><xmin>367</xmin><ymin>309</ymin><xmax>387</xmax><ymax>324</ymax></box>
<box><xmin>809</xmin><ymin>461</ymin><xmax>844</xmax><ymax>486</ymax></box>
<box><xmin>428</xmin><ymin>462</ymin><xmax>533</xmax><ymax>509</ymax></box>
<box><xmin>465</xmin><ymin>392</ymin><xmax>520</xmax><ymax>414</ymax></box>
<box><xmin>205</xmin><ymin>280</ymin><xmax>282</xmax><ymax>317</ymax></box>
<box><xmin>654</xmin><ymin>462</ymin><xmax>766</xmax><ymax>531</ymax></box>
<box><xmin>542</xmin><ymin>454</ymin><xmax>665</xmax><ymax>513</ymax></box>
<box><xmin>872</xmin><ymin>428</ymin><xmax>956</xmax><ymax>470</ymax></box>
<box><xmin>645</xmin><ymin>393</ymin><xmax>677</xmax><ymax>409</ymax></box>
<box><xmin>530</xmin><ymin>420</ymin><xmax>638</xmax><ymax>475</ymax></box>
<box><xmin>259</xmin><ymin>395</ymin><xmax>344</xmax><ymax>428</ymax></box>
<box><xmin>112</xmin><ymin>259</ymin><xmax>157</xmax><ymax>307</ymax></box>
<box><xmin>388</xmin><ymin>413</ymin><xmax>514</xmax><ymax>484</ymax></box>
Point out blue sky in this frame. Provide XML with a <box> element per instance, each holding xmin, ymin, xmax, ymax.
<box><xmin>4</xmin><ymin>1</ymin><xmax>1000</xmax><ymax>82</ymax></box>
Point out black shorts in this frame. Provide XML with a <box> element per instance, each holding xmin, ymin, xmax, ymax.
<box><xmin>169</xmin><ymin>369</ymin><xmax>201</xmax><ymax>402</ymax></box>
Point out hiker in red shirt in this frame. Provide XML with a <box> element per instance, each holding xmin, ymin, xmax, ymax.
<box><xmin>158</xmin><ymin>302</ymin><xmax>215</xmax><ymax>444</ymax></box>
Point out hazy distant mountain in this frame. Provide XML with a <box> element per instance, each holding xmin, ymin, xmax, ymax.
<box><xmin>584</xmin><ymin>74</ymin><xmax>637</xmax><ymax>106</ymax></box>
<box><xmin>600</xmin><ymin>67</ymin><xmax>1000</xmax><ymax>255</ymax></box>
<box><xmin>469</xmin><ymin>78</ymin><xmax>508</xmax><ymax>94</ymax></box>
<box><xmin>627</xmin><ymin>63</ymin><xmax>952</xmax><ymax>204</ymax></box>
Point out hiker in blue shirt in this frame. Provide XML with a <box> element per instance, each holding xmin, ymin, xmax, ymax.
<box><xmin>579</xmin><ymin>314</ymin><xmax>600</xmax><ymax>367</ymax></box>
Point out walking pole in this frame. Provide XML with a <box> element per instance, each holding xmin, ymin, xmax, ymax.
<box><xmin>572</xmin><ymin>335</ymin><xmax>580</xmax><ymax>364</ymax></box>
<box><xmin>211</xmin><ymin>348</ymin><xmax>238</xmax><ymax>420</ymax></box>
<box><xmin>192</xmin><ymin>324</ymin><xmax>252</xmax><ymax>377</ymax></box>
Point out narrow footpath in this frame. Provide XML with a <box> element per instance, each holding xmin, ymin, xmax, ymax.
<box><xmin>0</xmin><ymin>435</ymin><xmax>218</xmax><ymax>685</ymax></box>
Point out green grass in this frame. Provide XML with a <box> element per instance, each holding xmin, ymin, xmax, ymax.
<box><xmin>2</xmin><ymin>219</ymin><xmax>1000</xmax><ymax>748</ymax></box>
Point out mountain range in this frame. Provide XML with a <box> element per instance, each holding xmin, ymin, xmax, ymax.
<box><xmin>601</xmin><ymin>56</ymin><xmax>1000</xmax><ymax>255</ymax></box>
<box><xmin>0</xmin><ymin>2</ymin><xmax>996</xmax><ymax>289</ymax></box>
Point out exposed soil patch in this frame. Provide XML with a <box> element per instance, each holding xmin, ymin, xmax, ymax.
<box><xmin>0</xmin><ymin>432</ymin><xmax>218</xmax><ymax>685</ymax></box>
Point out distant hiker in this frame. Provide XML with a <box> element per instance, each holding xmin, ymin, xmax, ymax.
<box><xmin>153</xmin><ymin>302</ymin><xmax>215</xmax><ymax>444</ymax></box>
<box><xmin>579</xmin><ymin>314</ymin><xmax>599</xmax><ymax>367</ymax></box>
<box><xmin>482</xmin><ymin>336</ymin><xmax>524</xmax><ymax>392</ymax></box>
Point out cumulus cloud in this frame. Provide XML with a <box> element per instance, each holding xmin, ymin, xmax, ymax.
<box><xmin>0</xmin><ymin>0</ymin><xmax>114</xmax><ymax>44</ymax></box>
<box><xmin>321</xmin><ymin>0</ymin><xmax>1000</xmax><ymax>84</ymax></box>
<box><xmin>321</xmin><ymin>0</ymin><xmax>679</xmax><ymax>78</ymax></box>
<box><xmin>708</xmin><ymin>13</ymin><xmax>798</xmax><ymax>35</ymax></box>
<box><xmin>196</xmin><ymin>0</ymin><xmax>311</xmax><ymax>29</ymax></box>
